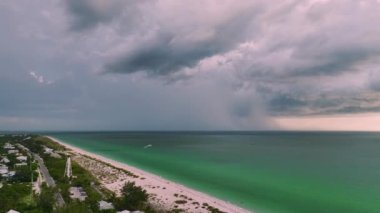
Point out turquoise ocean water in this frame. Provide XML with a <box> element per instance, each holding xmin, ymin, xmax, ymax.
<box><xmin>49</xmin><ymin>132</ymin><xmax>380</xmax><ymax>213</ymax></box>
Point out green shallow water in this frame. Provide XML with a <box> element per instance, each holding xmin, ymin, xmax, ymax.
<box><xmin>49</xmin><ymin>132</ymin><xmax>380</xmax><ymax>213</ymax></box>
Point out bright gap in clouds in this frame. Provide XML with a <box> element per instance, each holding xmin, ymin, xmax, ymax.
<box><xmin>275</xmin><ymin>113</ymin><xmax>380</xmax><ymax>131</ymax></box>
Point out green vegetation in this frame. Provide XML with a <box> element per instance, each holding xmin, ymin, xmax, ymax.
<box><xmin>49</xmin><ymin>158</ymin><xmax>105</xmax><ymax>210</ymax></box>
<box><xmin>13</xmin><ymin>166</ymin><xmax>37</xmax><ymax>182</ymax></box>
<box><xmin>43</xmin><ymin>155</ymin><xmax>66</xmax><ymax>183</ymax></box>
<box><xmin>34</xmin><ymin>136</ymin><xmax>66</xmax><ymax>151</ymax></box>
<box><xmin>114</xmin><ymin>181</ymin><xmax>155</xmax><ymax>212</ymax></box>
<box><xmin>27</xmin><ymin>137</ymin><xmax>106</xmax><ymax>212</ymax></box>
<box><xmin>174</xmin><ymin>200</ymin><xmax>187</xmax><ymax>204</ymax></box>
<box><xmin>0</xmin><ymin>135</ymin><xmax>41</xmax><ymax>212</ymax></box>
<box><xmin>21</xmin><ymin>136</ymin><xmax>121</xmax><ymax>212</ymax></box>
<box><xmin>201</xmin><ymin>202</ymin><xmax>225</xmax><ymax>213</ymax></box>
<box><xmin>1</xmin><ymin>135</ymin><xmax>160</xmax><ymax>213</ymax></box>
<box><xmin>0</xmin><ymin>183</ymin><xmax>36</xmax><ymax>212</ymax></box>
<box><xmin>37</xmin><ymin>185</ymin><xmax>56</xmax><ymax>212</ymax></box>
<box><xmin>55</xmin><ymin>202</ymin><xmax>89</xmax><ymax>213</ymax></box>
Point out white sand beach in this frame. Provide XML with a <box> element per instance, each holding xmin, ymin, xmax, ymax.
<box><xmin>46</xmin><ymin>136</ymin><xmax>251</xmax><ymax>213</ymax></box>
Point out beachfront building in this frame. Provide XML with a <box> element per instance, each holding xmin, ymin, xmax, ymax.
<box><xmin>69</xmin><ymin>187</ymin><xmax>87</xmax><ymax>201</ymax></box>
<box><xmin>16</xmin><ymin>144</ymin><xmax>30</xmax><ymax>152</ymax></box>
<box><xmin>43</xmin><ymin>146</ymin><xmax>53</xmax><ymax>154</ymax></box>
<box><xmin>15</xmin><ymin>162</ymin><xmax>27</xmax><ymax>167</ymax></box>
<box><xmin>16</xmin><ymin>156</ymin><xmax>27</xmax><ymax>162</ymax></box>
<box><xmin>0</xmin><ymin>157</ymin><xmax>10</xmax><ymax>164</ymax></box>
<box><xmin>50</xmin><ymin>152</ymin><xmax>62</xmax><ymax>158</ymax></box>
<box><xmin>3</xmin><ymin>143</ymin><xmax>15</xmax><ymax>149</ymax></box>
<box><xmin>7</xmin><ymin>149</ymin><xmax>19</xmax><ymax>154</ymax></box>
<box><xmin>2</xmin><ymin>171</ymin><xmax>16</xmax><ymax>178</ymax></box>
<box><xmin>0</xmin><ymin>164</ymin><xmax>8</xmax><ymax>175</ymax></box>
<box><xmin>22</xmin><ymin>137</ymin><xmax>31</xmax><ymax>141</ymax></box>
<box><xmin>98</xmin><ymin>200</ymin><xmax>114</xmax><ymax>210</ymax></box>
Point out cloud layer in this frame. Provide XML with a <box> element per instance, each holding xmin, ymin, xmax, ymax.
<box><xmin>0</xmin><ymin>0</ymin><xmax>380</xmax><ymax>130</ymax></box>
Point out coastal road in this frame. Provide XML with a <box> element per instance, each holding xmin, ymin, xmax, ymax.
<box><xmin>33</xmin><ymin>154</ymin><xmax>56</xmax><ymax>187</ymax></box>
<box><xmin>33</xmin><ymin>153</ymin><xmax>65</xmax><ymax>207</ymax></box>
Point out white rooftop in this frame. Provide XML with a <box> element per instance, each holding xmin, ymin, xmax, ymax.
<box><xmin>44</xmin><ymin>146</ymin><xmax>54</xmax><ymax>154</ymax></box>
<box><xmin>98</xmin><ymin>200</ymin><xmax>114</xmax><ymax>210</ymax></box>
<box><xmin>4</xmin><ymin>143</ymin><xmax>15</xmax><ymax>149</ymax></box>
<box><xmin>8</xmin><ymin>150</ymin><xmax>19</xmax><ymax>154</ymax></box>
<box><xmin>50</xmin><ymin>152</ymin><xmax>62</xmax><ymax>158</ymax></box>
<box><xmin>0</xmin><ymin>157</ymin><xmax>10</xmax><ymax>163</ymax></box>
<box><xmin>69</xmin><ymin>187</ymin><xmax>87</xmax><ymax>201</ymax></box>
<box><xmin>7</xmin><ymin>210</ymin><xmax>20</xmax><ymax>213</ymax></box>
<box><xmin>16</xmin><ymin>156</ymin><xmax>27</xmax><ymax>161</ymax></box>
<box><xmin>15</xmin><ymin>162</ymin><xmax>27</xmax><ymax>167</ymax></box>
<box><xmin>2</xmin><ymin>171</ymin><xmax>15</xmax><ymax>178</ymax></box>
<box><xmin>0</xmin><ymin>168</ymin><xmax>9</xmax><ymax>175</ymax></box>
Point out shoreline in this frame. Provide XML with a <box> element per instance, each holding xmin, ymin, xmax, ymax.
<box><xmin>46</xmin><ymin>136</ymin><xmax>252</xmax><ymax>213</ymax></box>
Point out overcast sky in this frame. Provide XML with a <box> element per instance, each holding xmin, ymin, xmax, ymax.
<box><xmin>1</xmin><ymin>0</ymin><xmax>380</xmax><ymax>131</ymax></box>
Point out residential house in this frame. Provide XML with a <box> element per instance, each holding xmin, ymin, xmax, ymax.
<box><xmin>4</xmin><ymin>143</ymin><xmax>15</xmax><ymax>149</ymax></box>
<box><xmin>0</xmin><ymin>157</ymin><xmax>10</xmax><ymax>164</ymax></box>
<box><xmin>69</xmin><ymin>187</ymin><xmax>87</xmax><ymax>201</ymax></box>
<box><xmin>98</xmin><ymin>200</ymin><xmax>114</xmax><ymax>210</ymax></box>
<box><xmin>16</xmin><ymin>156</ymin><xmax>27</xmax><ymax>162</ymax></box>
<box><xmin>8</xmin><ymin>149</ymin><xmax>19</xmax><ymax>154</ymax></box>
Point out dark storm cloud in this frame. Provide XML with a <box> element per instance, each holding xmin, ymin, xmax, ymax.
<box><xmin>66</xmin><ymin>0</ymin><xmax>123</xmax><ymax>31</ymax></box>
<box><xmin>64</xmin><ymin>0</ymin><xmax>380</xmax><ymax>82</ymax></box>
<box><xmin>1</xmin><ymin>0</ymin><xmax>380</xmax><ymax>131</ymax></box>
<box><xmin>104</xmin><ymin>33</ymin><xmax>196</xmax><ymax>75</ymax></box>
<box><xmin>267</xmin><ymin>94</ymin><xmax>307</xmax><ymax>114</ymax></box>
<box><xmin>288</xmin><ymin>50</ymin><xmax>373</xmax><ymax>77</ymax></box>
<box><xmin>368</xmin><ymin>72</ymin><xmax>380</xmax><ymax>92</ymax></box>
<box><xmin>265</xmin><ymin>92</ymin><xmax>380</xmax><ymax>116</ymax></box>
<box><xmin>104</xmin><ymin>8</ymin><xmax>258</xmax><ymax>76</ymax></box>
<box><xmin>370</xmin><ymin>84</ymin><xmax>380</xmax><ymax>91</ymax></box>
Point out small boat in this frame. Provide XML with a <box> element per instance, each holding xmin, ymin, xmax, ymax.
<box><xmin>144</xmin><ymin>144</ymin><xmax>152</xmax><ymax>149</ymax></box>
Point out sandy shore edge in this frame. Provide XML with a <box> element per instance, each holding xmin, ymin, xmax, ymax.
<box><xmin>46</xmin><ymin>136</ymin><xmax>252</xmax><ymax>213</ymax></box>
